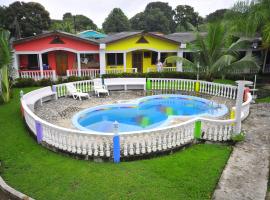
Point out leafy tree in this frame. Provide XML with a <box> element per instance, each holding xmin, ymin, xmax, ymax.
<box><xmin>4</xmin><ymin>1</ymin><xmax>50</xmax><ymax>38</ymax></box>
<box><xmin>145</xmin><ymin>2</ymin><xmax>175</xmax><ymax>32</ymax></box>
<box><xmin>130</xmin><ymin>12</ymin><xmax>146</xmax><ymax>30</ymax></box>
<box><xmin>102</xmin><ymin>8</ymin><xmax>131</xmax><ymax>33</ymax></box>
<box><xmin>62</xmin><ymin>13</ymin><xmax>97</xmax><ymax>32</ymax></box>
<box><xmin>0</xmin><ymin>6</ymin><xmax>6</xmax><ymax>29</ymax></box>
<box><xmin>50</xmin><ymin>20</ymin><xmax>74</xmax><ymax>33</ymax></box>
<box><xmin>0</xmin><ymin>29</ymin><xmax>12</xmax><ymax>103</ymax></box>
<box><xmin>143</xmin><ymin>8</ymin><xmax>170</xmax><ymax>33</ymax></box>
<box><xmin>165</xmin><ymin>23</ymin><xmax>259</xmax><ymax>79</ymax></box>
<box><xmin>174</xmin><ymin>5</ymin><xmax>203</xmax><ymax>32</ymax></box>
<box><xmin>205</xmin><ymin>9</ymin><xmax>228</xmax><ymax>23</ymax></box>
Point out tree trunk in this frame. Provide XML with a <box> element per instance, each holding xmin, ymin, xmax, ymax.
<box><xmin>1</xmin><ymin>65</ymin><xmax>10</xmax><ymax>103</ymax></box>
<box><xmin>262</xmin><ymin>48</ymin><xmax>269</xmax><ymax>73</ymax></box>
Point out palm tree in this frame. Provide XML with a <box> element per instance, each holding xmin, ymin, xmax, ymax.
<box><xmin>224</xmin><ymin>0</ymin><xmax>270</xmax><ymax>72</ymax></box>
<box><xmin>0</xmin><ymin>29</ymin><xmax>12</xmax><ymax>103</ymax></box>
<box><xmin>165</xmin><ymin>23</ymin><xmax>259</xmax><ymax>79</ymax></box>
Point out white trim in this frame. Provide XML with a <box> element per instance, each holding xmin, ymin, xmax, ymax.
<box><xmin>77</xmin><ymin>53</ymin><xmax>81</xmax><ymax>77</ymax></box>
<box><xmin>106</xmin><ymin>48</ymin><xmax>178</xmax><ymax>53</ymax></box>
<box><xmin>38</xmin><ymin>53</ymin><xmax>43</xmax><ymax>78</ymax></box>
<box><xmin>14</xmin><ymin>48</ymin><xmax>99</xmax><ymax>54</ymax></box>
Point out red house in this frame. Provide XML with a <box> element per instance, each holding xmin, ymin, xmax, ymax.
<box><xmin>13</xmin><ymin>31</ymin><xmax>100</xmax><ymax>80</ymax></box>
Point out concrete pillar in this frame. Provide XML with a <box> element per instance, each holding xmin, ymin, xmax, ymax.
<box><xmin>38</xmin><ymin>53</ymin><xmax>43</xmax><ymax>78</ymax></box>
<box><xmin>99</xmin><ymin>44</ymin><xmax>106</xmax><ymax>75</ymax></box>
<box><xmin>234</xmin><ymin>81</ymin><xmax>246</xmax><ymax>134</ymax></box>
<box><xmin>77</xmin><ymin>53</ymin><xmax>81</xmax><ymax>77</ymax></box>
<box><xmin>157</xmin><ymin>52</ymin><xmax>161</xmax><ymax>61</ymax></box>
<box><xmin>123</xmin><ymin>52</ymin><xmax>127</xmax><ymax>72</ymax></box>
<box><xmin>12</xmin><ymin>52</ymin><xmax>19</xmax><ymax>78</ymax></box>
<box><xmin>176</xmin><ymin>44</ymin><xmax>186</xmax><ymax>72</ymax></box>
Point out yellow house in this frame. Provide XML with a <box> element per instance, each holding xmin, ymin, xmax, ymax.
<box><xmin>98</xmin><ymin>31</ymin><xmax>185</xmax><ymax>73</ymax></box>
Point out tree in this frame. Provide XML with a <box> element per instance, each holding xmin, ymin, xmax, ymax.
<box><xmin>0</xmin><ymin>29</ymin><xmax>12</xmax><ymax>103</ymax></box>
<box><xmin>4</xmin><ymin>1</ymin><xmax>50</xmax><ymax>38</ymax></box>
<box><xmin>143</xmin><ymin>8</ymin><xmax>171</xmax><ymax>33</ymax></box>
<box><xmin>165</xmin><ymin>23</ymin><xmax>259</xmax><ymax>79</ymax></box>
<box><xmin>205</xmin><ymin>9</ymin><xmax>228</xmax><ymax>23</ymax></box>
<box><xmin>145</xmin><ymin>2</ymin><xmax>175</xmax><ymax>32</ymax></box>
<box><xmin>174</xmin><ymin>5</ymin><xmax>203</xmax><ymax>32</ymax></box>
<box><xmin>130</xmin><ymin>12</ymin><xmax>146</xmax><ymax>30</ymax></box>
<box><xmin>102</xmin><ymin>8</ymin><xmax>131</xmax><ymax>33</ymax></box>
<box><xmin>62</xmin><ymin>13</ymin><xmax>97</xmax><ymax>32</ymax></box>
<box><xmin>0</xmin><ymin>6</ymin><xmax>6</xmax><ymax>29</ymax></box>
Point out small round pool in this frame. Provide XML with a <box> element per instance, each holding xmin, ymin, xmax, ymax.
<box><xmin>72</xmin><ymin>94</ymin><xmax>228</xmax><ymax>133</ymax></box>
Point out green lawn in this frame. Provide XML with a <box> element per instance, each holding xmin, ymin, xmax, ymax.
<box><xmin>0</xmin><ymin>88</ymin><xmax>232</xmax><ymax>200</ymax></box>
<box><xmin>256</xmin><ymin>96</ymin><xmax>270</xmax><ymax>103</ymax></box>
<box><xmin>213</xmin><ymin>79</ymin><xmax>236</xmax><ymax>85</ymax></box>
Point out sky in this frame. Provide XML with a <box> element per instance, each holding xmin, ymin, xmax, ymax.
<box><xmin>1</xmin><ymin>0</ymin><xmax>239</xmax><ymax>28</ymax></box>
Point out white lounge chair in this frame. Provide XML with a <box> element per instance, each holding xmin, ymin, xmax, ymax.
<box><xmin>66</xmin><ymin>83</ymin><xmax>90</xmax><ymax>100</ymax></box>
<box><xmin>93</xmin><ymin>78</ymin><xmax>109</xmax><ymax>97</ymax></box>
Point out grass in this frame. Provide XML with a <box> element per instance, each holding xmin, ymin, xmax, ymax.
<box><xmin>256</xmin><ymin>96</ymin><xmax>270</xmax><ymax>103</ymax></box>
<box><xmin>0</xmin><ymin>87</ymin><xmax>232</xmax><ymax>200</ymax></box>
<box><xmin>213</xmin><ymin>79</ymin><xmax>236</xmax><ymax>85</ymax></box>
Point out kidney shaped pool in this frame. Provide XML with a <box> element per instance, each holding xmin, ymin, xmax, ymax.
<box><xmin>72</xmin><ymin>94</ymin><xmax>228</xmax><ymax>134</ymax></box>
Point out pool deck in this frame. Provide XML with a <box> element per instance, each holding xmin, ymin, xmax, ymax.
<box><xmin>34</xmin><ymin>90</ymin><xmax>236</xmax><ymax>130</ymax></box>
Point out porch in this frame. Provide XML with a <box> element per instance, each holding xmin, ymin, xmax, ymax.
<box><xmin>17</xmin><ymin>50</ymin><xmax>101</xmax><ymax>80</ymax></box>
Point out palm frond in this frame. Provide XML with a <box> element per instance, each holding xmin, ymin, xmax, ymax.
<box><xmin>210</xmin><ymin>54</ymin><xmax>237</xmax><ymax>73</ymax></box>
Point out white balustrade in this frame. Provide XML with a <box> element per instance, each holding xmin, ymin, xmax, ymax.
<box><xmin>67</xmin><ymin>69</ymin><xmax>100</xmax><ymax>78</ymax></box>
<box><xmin>53</xmin><ymin>80</ymin><xmax>93</xmax><ymax>98</ymax></box>
<box><xmin>20</xmin><ymin>78</ymin><xmax>253</xmax><ymax>160</ymax></box>
<box><xmin>19</xmin><ymin>70</ymin><xmax>56</xmax><ymax>81</ymax></box>
<box><xmin>106</xmin><ymin>68</ymin><xmax>137</xmax><ymax>74</ymax></box>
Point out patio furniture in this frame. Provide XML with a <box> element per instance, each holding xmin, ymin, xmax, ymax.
<box><xmin>66</xmin><ymin>83</ymin><xmax>90</xmax><ymax>100</ymax></box>
<box><xmin>104</xmin><ymin>78</ymin><xmax>146</xmax><ymax>91</ymax></box>
<box><xmin>93</xmin><ymin>78</ymin><xmax>109</xmax><ymax>97</ymax></box>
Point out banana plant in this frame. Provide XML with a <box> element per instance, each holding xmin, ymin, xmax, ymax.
<box><xmin>0</xmin><ymin>29</ymin><xmax>12</xmax><ymax>103</ymax></box>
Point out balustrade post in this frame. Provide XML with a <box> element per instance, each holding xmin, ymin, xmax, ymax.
<box><xmin>113</xmin><ymin>121</ymin><xmax>120</xmax><ymax>163</ymax></box>
<box><xmin>235</xmin><ymin>80</ymin><xmax>250</xmax><ymax>134</ymax></box>
<box><xmin>194</xmin><ymin>120</ymin><xmax>202</xmax><ymax>139</ymax></box>
<box><xmin>35</xmin><ymin>120</ymin><xmax>43</xmax><ymax>143</ymax></box>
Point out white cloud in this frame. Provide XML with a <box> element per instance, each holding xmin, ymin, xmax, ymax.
<box><xmin>1</xmin><ymin>0</ymin><xmax>239</xmax><ymax>28</ymax></box>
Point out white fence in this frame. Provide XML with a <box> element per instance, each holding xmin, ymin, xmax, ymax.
<box><xmin>66</xmin><ymin>69</ymin><xmax>100</xmax><ymax>78</ymax></box>
<box><xmin>19</xmin><ymin>70</ymin><xmax>56</xmax><ymax>81</ymax></box>
<box><xmin>21</xmin><ymin>78</ymin><xmax>252</xmax><ymax>160</ymax></box>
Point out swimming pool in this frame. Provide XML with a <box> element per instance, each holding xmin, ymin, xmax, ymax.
<box><xmin>72</xmin><ymin>94</ymin><xmax>228</xmax><ymax>133</ymax></box>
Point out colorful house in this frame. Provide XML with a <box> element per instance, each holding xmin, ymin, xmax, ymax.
<box><xmin>12</xmin><ymin>30</ymin><xmax>187</xmax><ymax>80</ymax></box>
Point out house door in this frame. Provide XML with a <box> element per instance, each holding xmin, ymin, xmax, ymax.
<box><xmin>56</xmin><ymin>51</ymin><xmax>68</xmax><ymax>76</ymax></box>
<box><xmin>132</xmin><ymin>52</ymin><xmax>143</xmax><ymax>73</ymax></box>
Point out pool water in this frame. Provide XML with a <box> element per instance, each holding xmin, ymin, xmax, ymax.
<box><xmin>72</xmin><ymin>94</ymin><xmax>228</xmax><ymax>133</ymax></box>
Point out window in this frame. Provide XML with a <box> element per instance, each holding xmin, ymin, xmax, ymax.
<box><xmin>107</xmin><ymin>53</ymin><xmax>123</xmax><ymax>65</ymax></box>
<box><xmin>144</xmin><ymin>51</ymin><xmax>151</xmax><ymax>58</ymax></box>
<box><xmin>160</xmin><ymin>53</ymin><xmax>168</xmax><ymax>63</ymax></box>
<box><xmin>151</xmin><ymin>52</ymin><xmax>158</xmax><ymax>64</ymax></box>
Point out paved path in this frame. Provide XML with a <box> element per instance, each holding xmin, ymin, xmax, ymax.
<box><xmin>213</xmin><ymin>103</ymin><xmax>270</xmax><ymax>200</ymax></box>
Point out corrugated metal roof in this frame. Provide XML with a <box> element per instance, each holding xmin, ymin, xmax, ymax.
<box><xmin>78</xmin><ymin>30</ymin><xmax>107</xmax><ymax>39</ymax></box>
<box><xmin>165</xmin><ymin>32</ymin><xmax>207</xmax><ymax>43</ymax></box>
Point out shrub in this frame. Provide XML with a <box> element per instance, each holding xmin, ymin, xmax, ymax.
<box><xmin>38</xmin><ymin>78</ymin><xmax>54</xmax><ymax>86</ymax></box>
<box><xmin>14</xmin><ymin>78</ymin><xmax>37</xmax><ymax>88</ymax></box>
<box><xmin>231</xmin><ymin>132</ymin><xmax>245</xmax><ymax>143</ymax></box>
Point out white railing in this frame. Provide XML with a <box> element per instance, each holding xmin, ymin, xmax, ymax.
<box><xmin>53</xmin><ymin>80</ymin><xmax>93</xmax><ymax>98</ymax></box>
<box><xmin>105</xmin><ymin>68</ymin><xmax>137</xmax><ymax>74</ymax></box>
<box><xmin>148</xmin><ymin>78</ymin><xmax>237</xmax><ymax>99</ymax></box>
<box><xmin>21</xmin><ymin>78</ymin><xmax>252</xmax><ymax>160</ymax></box>
<box><xmin>147</xmin><ymin>67</ymin><xmax>176</xmax><ymax>72</ymax></box>
<box><xmin>149</xmin><ymin>78</ymin><xmax>196</xmax><ymax>92</ymax></box>
<box><xmin>19</xmin><ymin>70</ymin><xmax>56</xmax><ymax>81</ymax></box>
<box><xmin>120</xmin><ymin>120</ymin><xmax>194</xmax><ymax>156</ymax></box>
<box><xmin>199</xmin><ymin>81</ymin><xmax>237</xmax><ymax>99</ymax></box>
<box><xmin>66</xmin><ymin>69</ymin><xmax>100</xmax><ymax>78</ymax></box>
